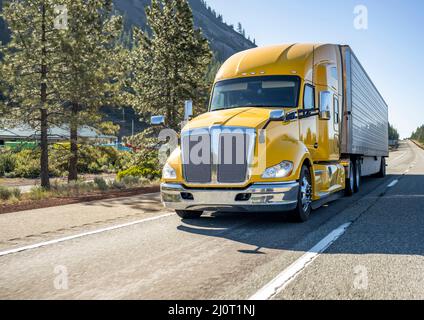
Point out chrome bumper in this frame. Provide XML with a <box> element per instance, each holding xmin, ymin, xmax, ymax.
<box><xmin>161</xmin><ymin>182</ymin><xmax>299</xmax><ymax>212</ymax></box>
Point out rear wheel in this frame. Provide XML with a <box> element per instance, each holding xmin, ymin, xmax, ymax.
<box><xmin>292</xmin><ymin>165</ymin><xmax>313</xmax><ymax>222</ymax></box>
<box><xmin>345</xmin><ymin>161</ymin><xmax>355</xmax><ymax>196</ymax></box>
<box><xmin>176</xmin><ymin>210</ymin><xmax>203</xmax><ymax>219</ymax></box>
<box><xmin>376</xmin><ymin>157</ymin><xmax>387</xmax><ymax>178</ymax></box>
<box><xmin>354</xmin><ymin>159</ymin><xmax>361</xmax><ymax>193</ymax></box>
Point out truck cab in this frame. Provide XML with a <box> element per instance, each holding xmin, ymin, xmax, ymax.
<box><xmin>159</xmin><ymin>44</ymin><xmax>388</xmax><ymax>222</ymax></box>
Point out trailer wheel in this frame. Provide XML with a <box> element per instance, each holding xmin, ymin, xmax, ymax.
<box><xmin>292</xmin><ymin>165</ymin><xmax>313</xmax><ymax>222</ymax></box>
<box><xmin>176</xmin><ymin>210</ymin><xmax>203</xmax><ymax>219</ymax></box>
<box><xmin>376</xmin><ymin>157</ymin><xmax>386</xmax><ymax>178</ymax></box>
<box><xmin>345</xmin><ymin>161</ymin><xmax>355</xmax><ymax>196</ymax></box>
<box><xmin>354</xmin><ymin>159</ymin><xmax>361</xmax><ymax>193</ymax></box>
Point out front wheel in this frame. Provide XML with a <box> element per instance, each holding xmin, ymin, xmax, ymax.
<box><xmin>292</xmin><ymin>165</ymin><xmax>313</xmax><ymax>222</ymax></box>
<box><xmin>176</xmin><ymin>210</ymin><xmax>203</xmax><ymax>219</ymax></box>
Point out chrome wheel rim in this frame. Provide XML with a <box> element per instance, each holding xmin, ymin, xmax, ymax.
<box><xmin>300</xmin><ymin>176</ymin><xmax>312</xmax><ymax>212</ymax></box>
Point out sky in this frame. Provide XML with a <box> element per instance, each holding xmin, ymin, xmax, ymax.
<box><xmin>207</xmin><ymin>0</ymin><xmax>424</xmax><ymax>138</ymax></box>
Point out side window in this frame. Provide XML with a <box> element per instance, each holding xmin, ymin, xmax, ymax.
<box><xmin>303</xmin><ymin>84</ymin><xmax>315</xmax><ymax>110</ymax></box>
<box><xmin>331</xmin><ymin>67</ymin><xmax>338</xmax><ymax>81</ymax></box>
<box><xmin>333</xmin><ymin>95</ymin><xmax>340</xmax><ymax>124</ymax></box>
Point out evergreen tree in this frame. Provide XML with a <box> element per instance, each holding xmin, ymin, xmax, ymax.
<box><xmin>237</xmin><ymin>22</ymin><xmax>243</xmax><ymax>34</ymax></box>
<box><xmin>56</xmin><ymin>0</ymin><xmax>129</xmax><ymax>181</ymax></box>
<box><xmin>388</xmin><ymin>123</ymin><xmax>400</xmax><ymax>141</ymax></box>
<box><xmin>130</xmin><ymin>0</ymin><xmax>212</xmax><ymax>130</ymax></box>
<box><xmin>0</xmin><ymin>0</ymin><xmax>68</xmax><ymax>188</ymax></box>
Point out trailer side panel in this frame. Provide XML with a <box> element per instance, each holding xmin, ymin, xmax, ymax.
<box><xmin>341</xmin><ymin>46</ymin><xmax>389</xmax><ymax>157</ymax></box>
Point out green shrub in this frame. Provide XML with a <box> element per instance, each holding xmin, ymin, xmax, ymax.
<box><xmin>94</xmin><ymin>177</ymin><xmax>108</xmax><ymax>191</ymax></box>
<box><xmin>0</xmin><ymin>152</ymin><xmax>16</xmax><ymax>176</ymax></box>
<box><xmin>120</xmin><ymin>175</ymin><xmax>141</xmax><ymax>187</ymax></box>
<box><xmin>0</xmin><ymin>186</ymin><xmax>12</xmax><ymax>200</ymax></box>
<box><xmin>117</xmin><ymin>167</ymin><xmax>144</xmax><ymax>180</ymax></box>
<box><xmin>11</xmin><ymin>188</ymin><xmax>21</xmax><ymax>199</ymax></box>
<box><xmin>12</xmin><ymin>149</ymin><xmax>41</xmax><ymax>178</ymax></box>
<box><xmin>29</xmin><ymin>186</ymin><xmax>49</xmax><ymax>201</ymax></box>
<box><xmin>109</xmin><ymin>180</ymin><xmax>126</xmax><ymax>190</ymax></box>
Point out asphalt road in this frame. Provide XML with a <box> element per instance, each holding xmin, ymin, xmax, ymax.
<box><xmin>0</xmin><ymin>140</ymin><xmax>422</xmax><ymax>300</ymax></box>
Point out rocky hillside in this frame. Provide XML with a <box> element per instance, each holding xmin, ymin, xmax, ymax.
<box><xmin>114</xmin><ymin>0</ymin><xmax>256</xmax><ymax>60</ymax></box>
<box><xmin>0</xmin><ymin>0</ymin><xmax>256</xmax><ymax>138</ymax></box>
<box><xmin>0</xmin><ymin>0</ymin><xmax>256</xmax><ymax>60</ymax></box>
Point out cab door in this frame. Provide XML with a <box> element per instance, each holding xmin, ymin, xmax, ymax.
<box><xmin>299</xmin><ymin>83</ymin><xmax>319</xmax><ymax>158</ymax></box>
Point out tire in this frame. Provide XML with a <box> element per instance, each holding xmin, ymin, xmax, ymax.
<box><xmin>176</xmin><ymin>210</ymin><xmax>203</xmax><ymax>219</ymax></box>
<box><xmin>376</xmin><ymin>157</ymin><xmax>387</xmax><ymax>178</ymax></box>
<box><xmin>354</xmin><ymin>159</ymin><xmax>361</xmax><ymax>193</ymax></box>
<box><xmin>292</xmin><ymin>165</ymin><xmax>313</xmax><ymax>222</ymax></box>
<box><xmin>345</xmin><ymin>160</ymin><xmax>355</xmax><ymax>196</ymax></box>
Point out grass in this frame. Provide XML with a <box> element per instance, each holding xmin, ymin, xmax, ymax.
<box><xmin>0</xmin><ymin>186</ymin><xmax>22</xmax><ymax>202</ymax></box>
<box><xmin>0</xmin><ymin>175</ymin><xmax>156</xmax><ymax>205</ymax></box>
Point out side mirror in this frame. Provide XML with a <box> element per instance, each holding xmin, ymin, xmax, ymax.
<box><xmin>269</xmin><ymin>109</ymin><xmax>286</xmax><ymax>121</ymax></box>
<box><xmin>262</xmin><ymin>109</ymin><xmax>286</xmax><ymax>131</ymax></box>
<box><xmin>151</xmin><ymin>115</ymin><xmax>165</xmax><ymax>126</ymax></box>
<box><xmin>319</xmin><ymin>91</ymin><xmax>331</xmax><ymax>120</ymax></box>
<box><xmin>184</xmin><ymin>100</ymin><xmax>193</xmax><ymax>121</ymax></box>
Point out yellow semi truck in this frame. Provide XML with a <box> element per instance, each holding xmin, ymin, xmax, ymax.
<box><xmin>158</xmin><ymin>44</ymin><xmax>388</xmax><ymax>222</ymax></box>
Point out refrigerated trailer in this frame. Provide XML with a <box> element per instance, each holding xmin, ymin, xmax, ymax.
<box><xmin>340</xmin><ymin>46</ymin><xmax>389</xmax><ymax>179</ymax></box>
<box><xmin>158</xmin><ymin>44</ymin><xmax>389</xmax><ymax>222</ymax></box>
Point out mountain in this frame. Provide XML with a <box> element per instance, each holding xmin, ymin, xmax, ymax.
<box><xmin>114</xmin><ymin>0</ymin><xmax>256</xmax><ymax>60</ymax></box>
<box><xmin>0</xmin><ymin>0</ymin><xmax>256</xmax><ymax>138</ymax></box>
<box><xmin>0</xmin><ymin>0</ymin><xmax>256</xmax><ymax>61</ymax></box>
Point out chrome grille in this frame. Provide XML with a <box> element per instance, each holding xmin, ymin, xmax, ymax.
<box><xmin>182</xmin><ymin>127</ymin><xmax>255</xmax><ymax>185</ymax></box>
<box><xmin>182</xmin><ymin>131</ymin><xmax>211</xmax><ymax>183</ymax></box>
<box><xmin>217</xmin><ymin>132</ymin><xmax>249</xmax><ymax>183</ymax></box>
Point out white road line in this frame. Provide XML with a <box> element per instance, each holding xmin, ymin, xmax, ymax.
<box><xmin>0</xmin><ymin>212</ymin><xmax>175</xmax><ymax>257</ymax></box>
<box><xmin>249</xmin><ymin>222</ymin><xmax>352</xmax><ymax>300</ymax></box>
<box><xmin>387</xmin><ymin>180</ymin><xmax>399</xmax><ymax>188</ymax></box>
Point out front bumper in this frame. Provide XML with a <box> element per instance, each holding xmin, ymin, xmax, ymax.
<box><xmin>161</xmin><ymin>182</ymin><xmax>299</xmax><ymax>212</ymax></box>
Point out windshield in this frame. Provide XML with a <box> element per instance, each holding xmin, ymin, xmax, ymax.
<box><xmin>210</xmin><ymin>76</ymin><xmax>300</xmax><ymax>111</ymax></box>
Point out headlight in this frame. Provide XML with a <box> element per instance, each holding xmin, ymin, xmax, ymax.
<box><xmin>162</xmin><ymin>163</ymin><xmax>177</xmax><ymax>179</ymax></box>
<box><xmin>262</xmin><ymin>161</ymin><xmax>294</xmax><ymax>179</ymax></box>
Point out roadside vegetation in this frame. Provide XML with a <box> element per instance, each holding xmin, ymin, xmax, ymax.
<box><xmin>411</xmin><ymin>125</ymin><xmax>424</xmax><ymax>144</ymax></box>
<box><xmin>0</xmin><ymin>176</ymin><xmax>157</xmax><ymax>206</ymax></box>
<box><xmin>0</xmin><ymin>0</ymin><xmax>213</xmax><ymax>190</ymax></box>
<box><xmin>0</xmin><ymin>143</ymin><xmax>161</xmax><ymax>180</ymax></box>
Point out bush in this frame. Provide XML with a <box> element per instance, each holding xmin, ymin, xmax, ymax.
<box><xmin>94</xmin><ymin>177</ymin><xmax>108</xmax><ymax>191</ymax></box>
<box><xmin>120</xmin><ymin>175</ymin><xmax>141</xmax><ymax>187</ymax></box>
<box><xmin>117</xmin><ymin>167</ymin><xmax>144</xmax><ymax>180</ymax></box>
<box><xmin>11</xmin><ymin>188</ymin><xmax>21</xmax><ymax>199</ymax></box>
<box><xmin>109</xmin><ymin>180</ymin><xmax>126</xmax><ymax>190</ymax></box>
<box><xmin>0</xmin><ymin>152</ymin><xmax>16</xmax><ymax>177</ymax></box>
<box><xmin>117</xmin><ymin>152</ymin><xmax>161</xmax><ymax>181</ymax></box>
<box><xmin>0</xmin><ymin>186</ymin><xmax>12</xmax><ymax>200</ymax></box>
<box><xmin>29</xmin><ymin>186</ymin><xmax>50</xmax><ymax>201</ymax></box>
<box><xmin>11</xmin><ymin>149</ymin><xmax>41</xmax><ymax>178</ymax></box>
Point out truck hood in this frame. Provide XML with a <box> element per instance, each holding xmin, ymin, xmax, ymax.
<box><xmin>184</xmin><ymin>107</ymin><xmax>281</xmax><ymax>131</ymax></box>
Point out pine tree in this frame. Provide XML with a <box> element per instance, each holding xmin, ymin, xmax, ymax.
<box><xmin>55</xmin><ymin>0</ymin><xmax>129</xmax><ymax>181</ymax></box>
<box><xmin>0</xmin><ymin>0</ymin><xmax>68</xmax><ymax>188</ymax></box>
<box><xmin>130</xmin><ymin>0</ymin><xmax>212</xmax><ymax>130</ymax></box>
<box><xmin>237</xmin><ymin>22</ymin><xmax>243</xmax><ymax>34</ymax></box>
